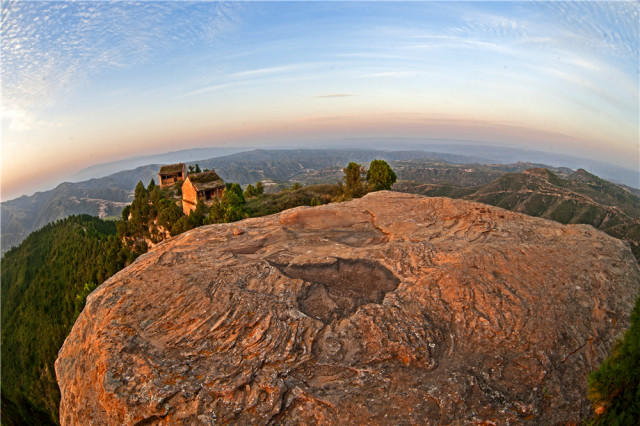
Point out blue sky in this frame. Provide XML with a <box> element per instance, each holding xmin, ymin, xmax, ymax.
<box><xmin>1</xmin><ymin>1</ymin><xmax>638</xmax><ymax>199</ymax></box>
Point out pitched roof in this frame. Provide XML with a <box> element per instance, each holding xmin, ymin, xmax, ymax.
<box><xmin>187</xmin><ymin>171</ymin><xmax>225</xmax><ymax>191</ymax></box>
<box><xmin>193</xmin><ymin>179</ymin><xmax>226</xmax><ymax>191</ymax></box>
<box><xmin>159</xmin><ymin>163</ymin><xmax>185</xmax><ymax>174</ymax></box>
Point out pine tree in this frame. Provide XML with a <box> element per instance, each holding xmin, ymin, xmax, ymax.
<box><xmin>244</xmin><ymin>184</ymin><xmax>258</xmax><ymax>198</ymax></box>
<box><xmin>343</xmin><ymin>162</ymin><xmax>366</xmax><ymax>198</ymax></box>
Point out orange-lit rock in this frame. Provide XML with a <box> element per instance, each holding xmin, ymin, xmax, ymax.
<box><xmin>56</xmin><ymin>192</ymin><xmax>640</xmax><ymax>424</ymax></box>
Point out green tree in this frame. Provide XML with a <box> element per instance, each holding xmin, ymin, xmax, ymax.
<box><xmin>228</xmin><ymin>183</ymin><xmax>245</xmax><ymax>203</ymax></box>
<box><xmin>121</xmin><ymin>205</ymin><xmax>131</xmax><ymax>221</ymax></box>
<box><xmin>129</xmin><ymin>181</ymin><xmax>151</xmax><ymax>235</ymax></box>
<box><xmin>134</xmin><ymin>181</ymin><xmax>148</xmax><ymax>200</ymax></box>
<box><xmin>147</xmin><ymin>179</ymin><xmax>156</xmax><ymax>192</ymax></box>
<box><xmin>366</xmin><ymin>159</ymin><xmax>397</xmax><ymax>191</ymax></box>
<box><xmin>188</xmin><ymin>200</ymin><xmax>209</xmax><ymax>228</ymax></box>
<box><xmin>343</xmin><ymin>162</ymin><xmax>366</xmax><ymax>198</ymax></box>
<box><xmin>256</xmin><ymin>181</ymin><xmax>265</xmax><ymax>194</ymax></box>
<box><xmin>157</xmin><ymin>199</ymin><xmax>183</xmax><ymax>235</ymax></box>
<box><xmin>207</xmin><ymin>199</ymin><xmax>225</xmax><ymax>224</ymax></box>
<box><xmin>118</xmin><ymin>179</ymin><xmax>192</xmax><ymax>251</ymax></box>
<box><xmin>149</xmin><ymin>185</ymin><xmax>162</xmax><ymax>206</ymax></box>
<box><xmin>223</xmin><ymin>204</ymin><xmax>245</xmax><ymax>223</ymax></box>
<box><xmin>73</xmin><ymin>282</ymin><xmax>98</xmax><ymax>322</ymax></box>
<box><xmin>244</xmin><ymin>184</ymin><xmax>258</xmax><ymax>199</ymax></box>
<box><xmin>587</xmin><ymin>295</ymin><xmax>640</xmax><ymax>424</ymax></box>
<box><xmin>292</xmin><ymin>182</ymin><xmax>302</xmax><ymax>190</ymax></box>
<box><xmin>209</xmin><ymin>183</ymin><xmax>246</xmax><ymax>223</ymax></box>
<box><xmin>194</xmin><ymin>164</ymin><xmax>201</xmax><ymax>173</ymax></box>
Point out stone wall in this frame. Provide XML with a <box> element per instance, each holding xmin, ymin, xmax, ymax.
<box><xmin>181</xmin><ymin>179</ymin><xmax>198</xmax><ymax>215</ymax></box>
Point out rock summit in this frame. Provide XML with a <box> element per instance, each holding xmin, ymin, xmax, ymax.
<box><xmin>56</xmin><ymin>191</ymin><xmax>640</xmax><ymax>424</ymax></box>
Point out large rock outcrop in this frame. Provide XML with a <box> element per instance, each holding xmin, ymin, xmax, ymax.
<box><xmin>56</xmin><ymin>192</ymin><xmax>640</xmax><ymax>424</ymax></box>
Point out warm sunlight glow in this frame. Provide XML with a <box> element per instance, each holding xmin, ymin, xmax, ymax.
<box><xmin>2</xmin><ymin>1</ymin><xmax>638</xmax><ymax>199</ymax></box>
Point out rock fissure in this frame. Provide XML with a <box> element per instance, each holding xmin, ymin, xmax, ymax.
<box><xmin>365</xmin><ymin>209</ymin><xmax>392</xmax><ymax>236</ymax></box>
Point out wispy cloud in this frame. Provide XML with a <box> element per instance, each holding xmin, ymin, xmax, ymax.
<box><xmin>530</xmin><ymin>1</ymin><xmax>639</xmax><ymax>57</ymax></box>
<box><xmin>177</xmin><ymin>82</ymin><xmax>242</xmax><ymax>99</ymax></box>
<box><xmin>1</xmin><ymin>1</ymin><xmax>240</xmax><ymax>115</ymax></box>
<box><xmin>230</xmin><ymin>64</ymin><xmax>306</xmax><ymax>79</ymax></box>
<box><xmin>177</xmin><ymin>62</ymin><xmax>329</xmax><ymax>100</ymax></box>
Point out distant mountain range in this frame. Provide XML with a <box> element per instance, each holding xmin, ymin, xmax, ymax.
<box><xmin>327</xmin><ymin>140</ymin><xmax>640</xmax><ymax>189</ymax></box>
<box><xmin>0</xmin><ymin>149</ymin><xmax>479</xmax><ymax>252</ymax></box>
<box><xmin>2</xmin><ymin>166</ymin><xmax>159</xmax><ymax>253</ymax></box>
<box><xmin>3</xmin><ymin>148</ymin><xmax>639</xmax><ymax>255</ymax></box>
<box><xmin>68</xmin><ymin>147</ymin><xmax>248</xmax><ymax>181</ymax></box>
<box><xmin>396</xmin><ymin>167</ymin><xmax>640</xmax><ymax>261</ymax></box>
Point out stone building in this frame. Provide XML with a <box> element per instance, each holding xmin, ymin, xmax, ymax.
<box><xmin>182</xmin><ymin>171</ymin><xmax>225</xmax><ymax>215</ymax></box>
<box><xmin>158</xmin><ymin>163</ymin><xmax>187</xmax><ymax>188</ymax></box>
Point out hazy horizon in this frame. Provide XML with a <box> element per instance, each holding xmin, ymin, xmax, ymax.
<box><xmin>2</xmin><ymin>1</ymin><xmax>638</xmax><ymax>200</ymax></box>
<box><xmin>3</xmin><ymin>141</ymin><xmax>639</xmax><ymax>202</ymax></box>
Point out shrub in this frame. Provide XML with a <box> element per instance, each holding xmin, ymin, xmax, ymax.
<box><xmin>588</xmin><ymin>295</ymin><xmax>640</xmax><ymax>424</ymax></box>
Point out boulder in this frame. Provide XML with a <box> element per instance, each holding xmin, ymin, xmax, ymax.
<box><xmin>56</xmin><ymin>191</ymin><xmax>640</xmax><ymax>424</ymax></box>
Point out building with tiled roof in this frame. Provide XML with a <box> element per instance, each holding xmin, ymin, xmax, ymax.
<box><xmin>181</xmin><ymin>170</ymin><xmax>225</xmax><ymax>215</ymax></box>
<box><xmin>158</xmin><ymin>163</ymin><xmax>187</xmax><ymax>188</ymax></box>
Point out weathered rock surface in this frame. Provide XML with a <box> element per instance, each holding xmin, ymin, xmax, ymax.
<box><xmin>56</xmin><ymin>191</ymin><xmax>640</xmax><ymax>425</ymax></box>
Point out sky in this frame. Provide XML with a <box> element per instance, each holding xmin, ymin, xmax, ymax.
<box><xmin>1</xmin><ymin>1</ymin><xmax>638</xmax><ymax>200</ymax></box>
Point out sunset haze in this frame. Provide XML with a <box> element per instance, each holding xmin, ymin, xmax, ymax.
<box><xmin>2</xmin><ymin>1</ymin><xmax>638</xmax><ymax>200</ymax></box>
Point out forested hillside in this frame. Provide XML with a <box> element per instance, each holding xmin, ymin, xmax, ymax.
<box><xmin>1</xmin><ymin>216</ymin><xmax>133</xmax><ymax>425</ymax></box>
<box><xmin>588</xmin><ymin>294</ymin><xmax>640</xmax><ymax>424</ymax></box>
<box><xmin>1</xmin><ymin>165</ymin><xmax>159</xmax><ymax>253</ymax></box>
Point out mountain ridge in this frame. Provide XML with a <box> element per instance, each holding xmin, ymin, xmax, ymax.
<box><xmin>0</xmin><ymin>149</ymin><xmax>497</xmax><ymax>252</ymax></box>
<box><xmin>396</xmin><ymin>166</ymin><xmax>640</xmax><ymax>262</ymax></box>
